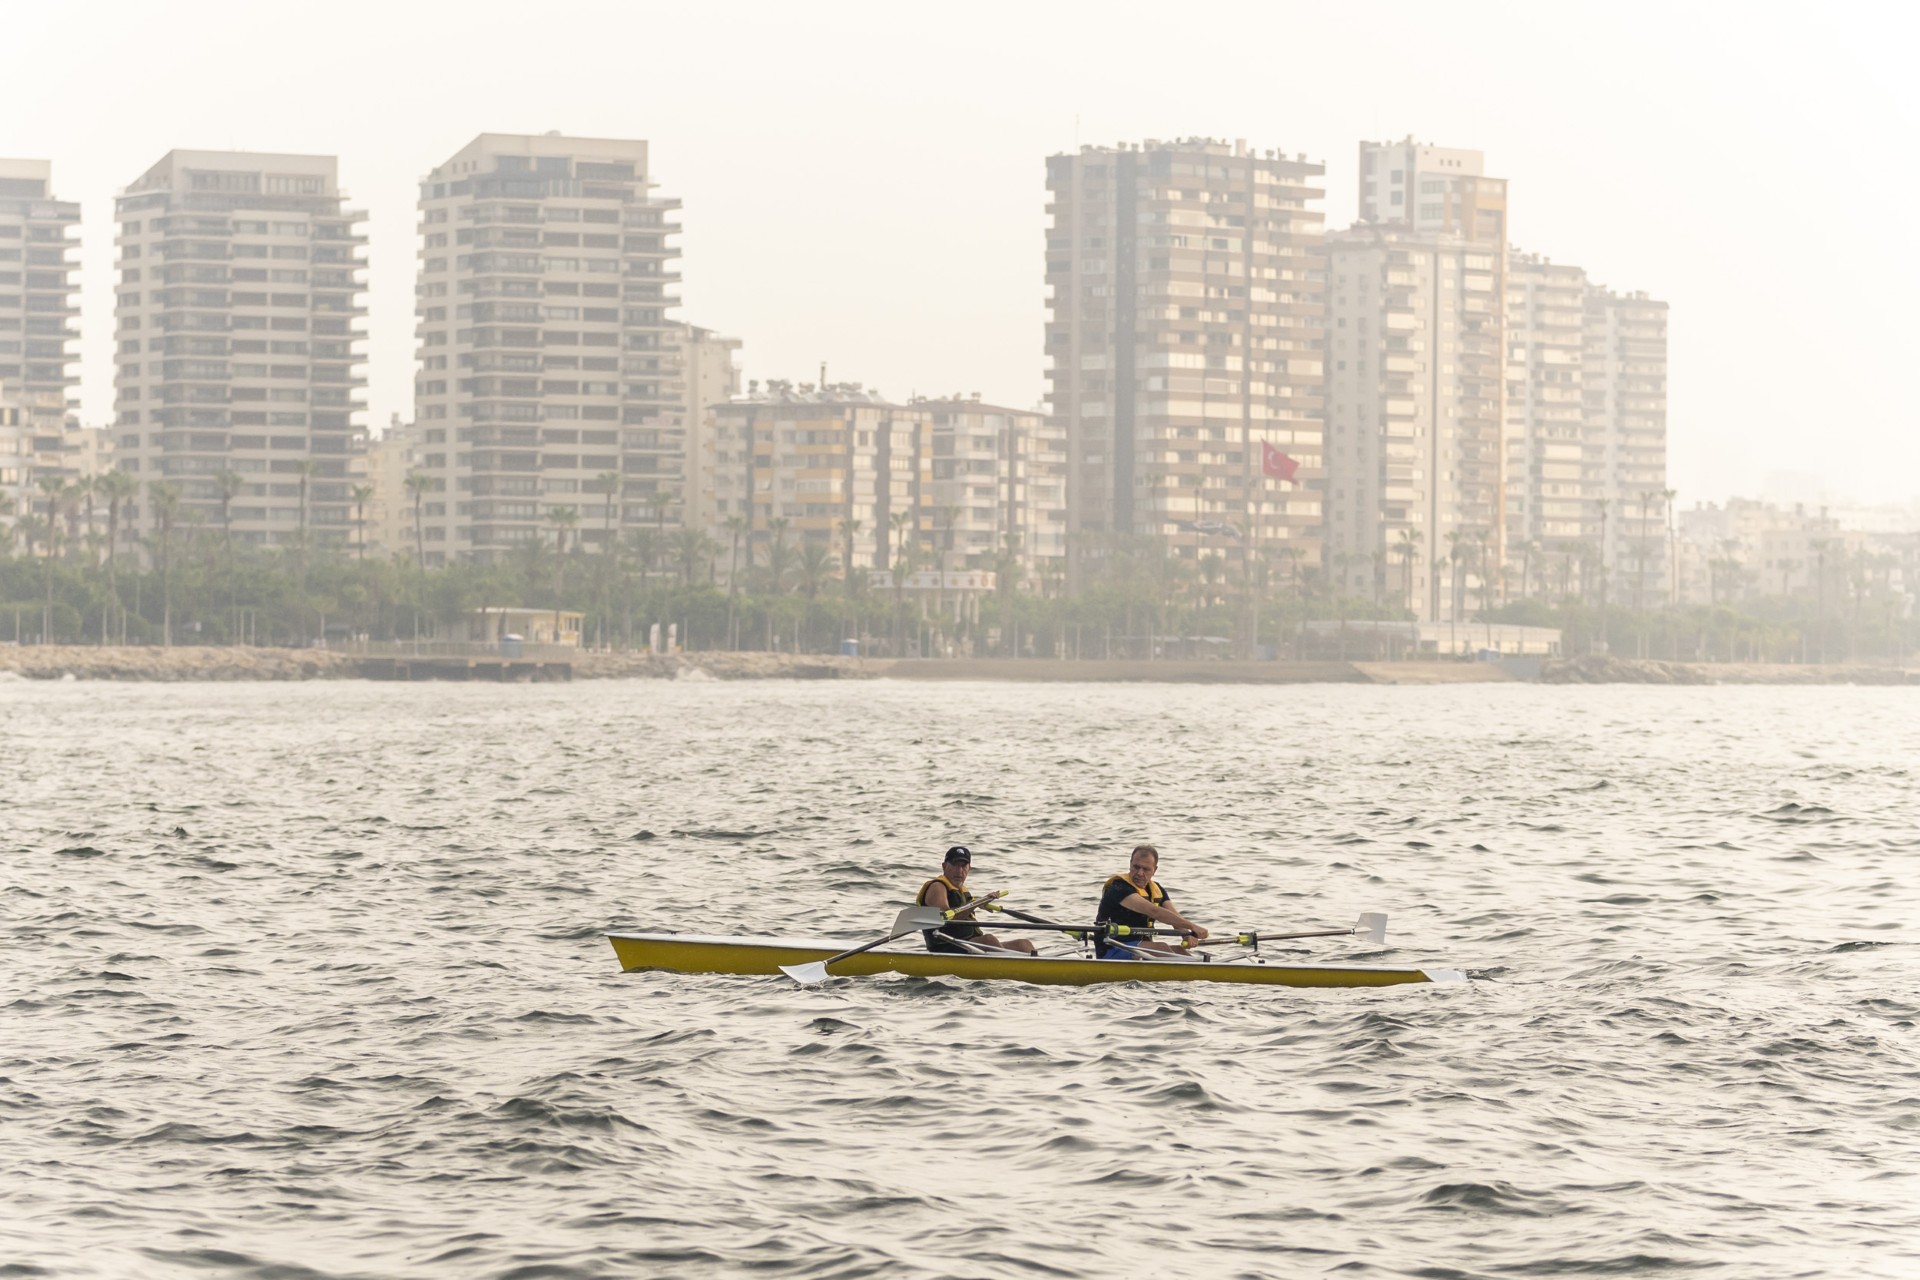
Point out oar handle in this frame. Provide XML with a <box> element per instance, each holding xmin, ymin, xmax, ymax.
<box><xmin>938</xmin><ymin>889</ymin><xmax>1008</xmax><ymax>922</ymax></box>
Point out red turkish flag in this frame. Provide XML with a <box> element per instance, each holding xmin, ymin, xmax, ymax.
<box><xmin>1261</xmin><ymin>442</ymin><xmax>1299</xmax><ymax>481</ymax></box>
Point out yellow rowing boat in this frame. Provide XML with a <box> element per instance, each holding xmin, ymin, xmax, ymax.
<box><xmin>607</xmin><ymin>932</ymin><xmax>1465</xmax><ymax>988</ymax></box>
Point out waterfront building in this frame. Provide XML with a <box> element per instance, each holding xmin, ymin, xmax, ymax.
<box><xmin>1323</xmin><ymin>141</ymin><xmax>1508</xmax><ymax>621</ymax></box>
<box><xmin>363</xmin><ymin>413</ymin><xmax>424</xmax><ymax>559</ymax></box>
<box><xmin>709</xmin><ymin>381</ymin><xmax>933</xmax><ymax>583</ymax></box>
<box><xmin>914</xmin><ymin>394</ymin><xmax>1066</xmax><ymax>591</ymax></box>
<box><xmin>113</xmin><ymin>150</ymin><xmax>367</xmax><ymax>551</ymax></box>
<box><xmin>0</xmin><ymin>383</ymin><xmax>25</xmax><ymax>524</ymax></box>
<box><xmin>1504</xmin><ymin>251</ymin><xmax>1590</xmax><ymax>563</ymax></box>
<box><xmin>413</xmin><ymin>132</ymin><xmax>683</xmax><ymax>564</ymax></box>
<box><xmin>1584</xmin><ymin>285</ymin><xmax>1670</xmax><ymax>605</ymax></box>
<box><xmin>1043</xmin><ymin>138</ymin><xmax>1326</xmax><ymax>579</ymax></box>
<box><xmin>1357</xmin><ymin>138</ymin><xmax>1498</xmax><ymax>236</ymax></box>
<box><xmin>677</xmin><ymin>323</ymin><xmax>742</xmax><ymax>535</ymax></box>
<box><xmin>0</xmin><ymin>159</ymin><xmax>80</xmax><ymax>526</ymax></box>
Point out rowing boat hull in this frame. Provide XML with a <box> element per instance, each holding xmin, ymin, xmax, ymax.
<box><xmin>607</xmin><ymin>932</ymin><xmax>1465</xmax><ymax>988</ymax></box>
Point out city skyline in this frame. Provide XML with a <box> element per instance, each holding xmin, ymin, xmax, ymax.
<box><xmin>2</xmin><ymin>1</ymin><xmax>1915</xmax><ymax>506</ymax></box>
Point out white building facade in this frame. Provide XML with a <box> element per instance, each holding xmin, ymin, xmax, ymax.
<box><xmin>114</xmin><ymin>150</ymin><xmax>367</xmax><ymax>550</ymax></box>
<box><xmin>413</xmin><ymin>133</ymin><xmax>682</xmax><ymax>563</ymax></box>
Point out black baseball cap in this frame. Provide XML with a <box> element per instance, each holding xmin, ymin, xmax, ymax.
<box><xmin>943</xmin><ymin>845</ymin><xmax>972</xmax><ymax>864</ymax></box>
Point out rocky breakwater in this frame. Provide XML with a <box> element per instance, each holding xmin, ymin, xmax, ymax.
<box><xmin>570</xmin><ymin>651</ymin><xmax>885</xmax><ymax>680</ymax></box>
<box><xmin>1539</xmin><ymin>654</ymin><xmax>1916</xmax><ymax>685</ymax></box>
<box><xmin>0</xmin><ymin>644</ymin><xmax>359</xmax><ymax>681</ymax></box>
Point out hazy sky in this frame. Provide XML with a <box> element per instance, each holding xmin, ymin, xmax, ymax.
<box><xmin>7</xmin><ymin>0</ymin><xmax>1916</xmax><ymax>505</ymax></box>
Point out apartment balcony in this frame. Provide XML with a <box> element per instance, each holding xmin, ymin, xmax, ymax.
<box><xmin>158</xmin><ymin>241</ymin><xmax>234</xmax><ymax>263</ymax></box>
<box><xmin>22</xmin><ymin>296</ymin><xmax>79</xmax><ymax>318</ymax></box>
<box><xmin>313</xmin><ymin>294</ymin><xmax>368</xmax><ymax>317</ymax></box>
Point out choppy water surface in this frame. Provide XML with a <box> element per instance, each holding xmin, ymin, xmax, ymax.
<box><xmin>3</xmin><ymin>678</ymin><xmax>1916</xmax><ymax>1279</ymax></box>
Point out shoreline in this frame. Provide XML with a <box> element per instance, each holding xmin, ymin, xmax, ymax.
<box><xmin>0</xmin><ymin>645</ymin><xmax>1914</xmax><ymax>685</ymax></box>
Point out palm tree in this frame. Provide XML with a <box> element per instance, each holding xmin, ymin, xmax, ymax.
<box><xmin>296</xmin><ymin>459</ymin><xmax>319</xmax><ymax>550</ymax></box>
<box><xmin>1595</xmin><ymin>498</ymin><xmax>1611</xmax><ymax>650</ymax></box>
<box><xmin>797</xmin><ymin>540</ymin><xmax>837</xmax><ymax>651</ymax></box>
<box><xmin>75</xmin><ymin>474</ymin><xmax>98</xmax><ymax>564</ymax></box>
<box><xmin>1810</xmin><ymin>537</ymin><xmax>1839</xmax><ymax>662</ymax></box>
<box><xmin>94</xmin><ymin>468</ymin><xmax>132</xmax><ymax>564</ymax></box>
<box><xmin>95</xmin><ymin>469</ymin><xmax>135</xmax><ymax>641</ymax></box>
<box><xmin>1775</xmin><ymin>556</ymin><xmax>1800</xmax><ymax>600</ymax></box>
<box><xmin>548</xmin><ymin>505</ymin><xmax>579</xmax><ymax>558</ymax></box>
<box><xmin>838</xmin><ymin>517</ymin><xmax>861</xmax><ymax>606</ymax></box>
<box><xmin>404</xmin><ymin>471</ymin><xmax>431</xmax><ymax>566</ymax></box>
<box><xmin>549</xmin><ymin>506</ymin><xmax>580</xmax><ymax>602</ymax></box>
<box><xmin>214</xmin><ymin>471</ymin><xmax>245</xmax><ymax>642</ymax></box>
<box><xmin>889</xmin><ymin>509</ymin><xmax>914</xmax><ymax>653</ymax></box>
<box><xmin>1443</xmin><ymin>529</ymin><xmax>1469</xmax><ymax>624</ymax></box>
<box><xmin>350</xmin><ymin>483</ymin><xmax>375</xmax><ymax>561</ymax></box>
<box><xmin>763</xmin><ymin>516</ymin><xmax>796</xmax><ymax>595</ymax></box>
<box><xmin>37</xmin><ymin>475</ymin><xmax>67</xmax><ymax>561</ymax></box>
<box><xmin>1473</xmin><ymin>529</ymin><xmax>1494</xmax><ymax>618</ymax></box>
<box><xmin>1662</xmin><ymin>486</ymin><xmax>1679</xmax><ymax>608</ymax></box>
<box><xmin>1394</xmin><ymin>528</ymin><xmax>1423</xmax><ymax>615</ymax></box>
<box><xmin>1633</xmin><ymin>489</ymin><xmax>1660</xmax><ymax>616</ymax></box>
<box><xmin>37</xmin><ymin>477</ymin><xmax>68</xmax><ymax>643</ymax></box>
<box><xmin>595</xmin><ymin>471</ymin><xmax>621</xmax><ymax>555</ymax></box>
<box><xmin>723</xmin><ymin>514</ymin><xmax>748</xmax><ymax>647</ymax></box>
<box><xmin>647</xmin><ymin>489</ymin><xmax>671</xmax><ymax>543</ymax></box>
<box><xmin>150</xmin><ymin>481</ymin><xmax>181</xmax><ymax>646</ymax></box>
<box><xmin>215</xmin><ymin>471</ymin><xmax>244</xmax><ymax>552</ymax></box>
<box><xmin>671</xmin><ymin>527</ymin><xmax>713</xmax><ymax>587</ymax></box>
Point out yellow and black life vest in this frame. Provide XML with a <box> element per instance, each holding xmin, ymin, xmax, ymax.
<box><xmin>916</xmin><ymin>874</ymin><xmax>981</xmax><ymax>940</ymax></box>
<box><xmin>1096</xmin><ymin>874</ymin><xmax>1168</xmax><ymax>933</ymax></box>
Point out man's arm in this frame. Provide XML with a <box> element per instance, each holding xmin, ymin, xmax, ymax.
<box><xmin>1120</xmin><ymin>893</ymin><xmax>1209</xmax><ymax>940</ymax></box>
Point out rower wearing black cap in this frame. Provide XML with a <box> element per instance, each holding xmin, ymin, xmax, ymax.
<box><xmin>916</xmin><ymin>846</ymin><xmax>1036</xmax><ymax>956</ymax></box>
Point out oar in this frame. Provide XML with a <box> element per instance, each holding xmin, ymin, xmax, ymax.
<box><xmin>778</xmin><ymin>892</ymin><xmax>1007</xmax><ymax>985</ymax></box>
<box><xmin>992</xmin><ymin>903</ymin><xmax>1093</xmax><ymax>943</ymax></box>
<box><xmin>1189</xmin><ymin>912</ymin><xmax>1389</xmax><ymax>949</ymax></box>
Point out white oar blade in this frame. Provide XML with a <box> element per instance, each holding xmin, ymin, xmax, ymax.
<box><xmin>1357</xmin><ymin>912</ymin><xmax>1388</xmax><ymax>946</ymax></box>
<box><xmin>894</xmin><ymin>907</ymin><xmax>943</xmax><ymax>932</ymax></box>
<box><xmin>779</xmin><ymin>961</ymin><xmax>832</xmax><ymax>985</ymax></box>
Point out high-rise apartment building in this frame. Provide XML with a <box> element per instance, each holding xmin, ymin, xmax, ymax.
<box><xmin>1324</xmin><ymin>227</ymin><xmax>1507</xmax><ymax>618</ymax></box>
<box><xmin>0</xmin><ymin>383</ymin><xmax>25</xmax><ymax>518</ymax></box>
<box><xmin>678</xmin><ymin>323</ymin><xmax>742</xmax><ymax>535</ymax></box>
<box><xmin>917</xmin><ymin>395</ymin><xmax>1067</xmax><ymax>590</ymax></box>
<box><xmin>1044</xmin><ymin>138</ymin><xmax>1326</xmax><ymax>575</ymax></box>
<box><xmin>413</xmin><ymin>133</ymin><xmax>682</xmax><ymax>563</ymax></box>
<box><xmin>1505</xmin><ymin>251</ymin><xmax>1589</xmax><ymax>556</ymax></box>
<box><xmin>114</xmin><ymin>151</ymin><xmax>367</xmax><ymax>548</ymax></box>
<box><xmin>1324</xmin><ymin>142</ymin><xmax>1507</xmax><ymax>620</ymax></box>
<box><xmin>1504</xmin><ymin>254</ymin><xmax>1669</xmax><ymax>600</ymax></box>
<box><xmin>0</xmin><ymin>159</ymin><xmax>80</xmax><ymax>521</ymax></box>
<box><xmin>1358</xmin><ymin>139</ymin><xmax>1497</xmax><ymax>237</ymax></box>
<box><xmin>1584</xmin><ymin>286</ymin><xmax>1669</xmax><ymax>600</ymax></box>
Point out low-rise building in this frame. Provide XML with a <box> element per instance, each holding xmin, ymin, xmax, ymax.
<box><xmin>914</xmin><ymin>394</ymin><xmax>1067</xmax><ymax>591</ymax></box>
<box><xmin>709</xmin><ymin>381</ymin><xmax>932</xmax><ymax>582</ymax></box>
<box><xmin>364</xmin><ymin>413</ymin><xmax>423</xmax><ymax>558</ymax></box>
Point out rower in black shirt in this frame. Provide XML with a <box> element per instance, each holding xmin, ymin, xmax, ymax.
<box><xmin>1094</xmin><ymin>844</ymin><xmax>1209</xmax><ymax>958</ymax></box>
<box><xmin>916</xmin><ymin>846</ymin><xmax>1036</xmax><ymax>955</ymax></box>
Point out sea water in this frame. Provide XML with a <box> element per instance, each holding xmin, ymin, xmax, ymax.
<box><xmin>3</xmin><ymin>679</ymin><xmax>1915</xmax><ymax>1278</ymax></box>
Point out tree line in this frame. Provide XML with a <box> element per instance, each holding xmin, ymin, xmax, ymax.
<box><xmin>1</xmin><ymin>472</ymin><xmax>1912</xmax><ymax>664</ymax></box>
